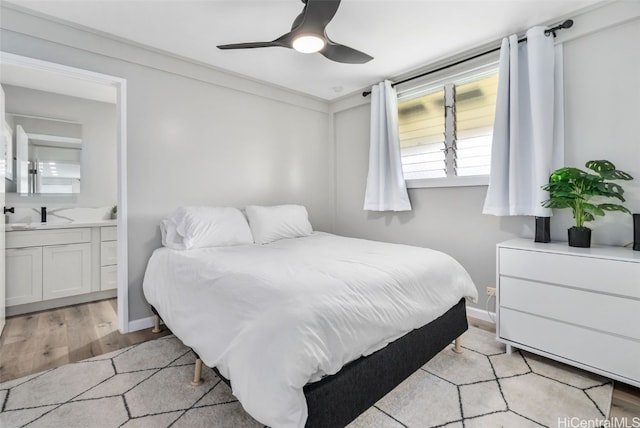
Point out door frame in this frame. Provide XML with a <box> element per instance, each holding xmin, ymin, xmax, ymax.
<box><xmin>0</xmin><ymin>51</ymin><xmax>130</xmax><ymax>333</ymax></box>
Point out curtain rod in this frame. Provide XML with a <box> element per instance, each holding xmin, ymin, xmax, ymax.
<box><xmin>362</xmin><ymin>19</ymin><xmax>573</xmax><ymax>97</ymax></box>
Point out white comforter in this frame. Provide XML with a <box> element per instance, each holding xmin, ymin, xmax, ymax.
<box><xmin>143</xmin><ymin>232</ymin><xmax>477</xmax><ymax>428</ymax></box>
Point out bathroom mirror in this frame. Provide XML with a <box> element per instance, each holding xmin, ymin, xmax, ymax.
<box><xmin>5</xmin><ymin>113</ymin><xmax>82</xmax><ymax>195</ymax></box>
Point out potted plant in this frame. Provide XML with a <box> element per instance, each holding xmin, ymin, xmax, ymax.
<box><xmin>111</xmin><ymin>205</ymin><xmax>117</xmax><ymax>220</ymax></box>
<box><xmin>541</xmin><ymin>160</ymin><xmax>633</xmax><ymax>248</ymax></box>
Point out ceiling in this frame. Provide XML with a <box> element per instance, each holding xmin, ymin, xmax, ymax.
<box><xmin>5</xmin><ymin>0</ymin><xmax>604</xmax><ymax>101</ymax></box>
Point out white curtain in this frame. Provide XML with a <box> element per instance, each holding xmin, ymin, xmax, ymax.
<box><xmin>483</xmin><ymin>27</ymin><xmax>564</xmax><ymax>216</ymax></box>
<box><xmin>363</xmin><ymin>80</ymin><xmax>411</xmax><ymax>212</ymax></box>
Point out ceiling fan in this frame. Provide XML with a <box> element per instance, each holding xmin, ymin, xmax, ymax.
<box><xmin>217</xmin><ymin>0</ymin><xmax>373</xmax><ymax>64</ymax></box>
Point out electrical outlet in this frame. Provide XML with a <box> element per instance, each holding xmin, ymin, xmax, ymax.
<box><xmin>486</xmin><ymin>287</ymin><xmax>496</xmax><ymax>297</ymax></box>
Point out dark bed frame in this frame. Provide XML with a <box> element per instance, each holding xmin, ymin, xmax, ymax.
<box><xmin>151</xmin><ymin>297</ymin><xmax>468</xmax><ymax>427</ymax></box>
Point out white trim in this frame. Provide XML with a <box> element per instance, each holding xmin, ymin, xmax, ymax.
<box><xmin>406</xmin><ymin>175</ymin><xmax>489</xmax><ymax>189</ymax></box>
<box><xmin>26</xmin><ymin>133</ymin><xmax>82</xmax><ymax>145</ymax></box>
<box><xmin>466</xmin><ymin>306</ymin><xmax>496</xmax><ymax>324</ymax></box>
<box><xmin>0</xmin><ymin>52</ymin><xmax>123</xmax><ymax>87</ymax></box>
<box><xmin>116</xmin><ymin>79</ymin><xmax>128</xmax><ymax>333</ymax></box>
<box><xmin>1</xmin><ymin>51</ymin><xmax>130</xmax><ymax>334</ymax></box>
<box><xmin>127</xmin><ymin>315</ymin><xmax>156</xmax><ymax>333</ymax></box>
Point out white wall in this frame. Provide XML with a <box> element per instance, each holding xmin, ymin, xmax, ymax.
<box><xmin>331</xmin><ymin>3</ymin><xmax>640</xmax><ymax>312</ymax></box>
<box><xmin>1</xmin><ymin>1</ymin><xmax>636</xmax><ymax>324</ymax></box>
<box><xmin>1</xmin><ymin>6</ymin><xmax>333</xmax><ymax>321</ymax></box>
<box><xmin>4</xmin><ymin>85</ymin><xmax>117</xmax><ymax>208</ymax></box>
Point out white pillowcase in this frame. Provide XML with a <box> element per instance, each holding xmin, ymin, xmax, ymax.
<box><xmin>245</xmin><ymin>205</ymin><xmax>312</xmax><ymax>244</ymax></box>
<box><xmin>160</xmin><ymin>219</ymin><xmax>187</xmax><ymax>250</ymax></box>
<box><xmin>161</xmin><ymin>206</ymin><xmax>253</xmax><ymax>250</ymax></box>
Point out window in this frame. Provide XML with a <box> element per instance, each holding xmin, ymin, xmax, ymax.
<box><xmin>397</xmin><ymin>62</ymin><xmax>498</xmax><ymax>188</ymax></box>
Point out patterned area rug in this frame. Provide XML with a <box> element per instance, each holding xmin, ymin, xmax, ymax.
<box><xmin>0</xmin><ymin>327</ymin><xmax>613</xmax><ymax>427</ymax></box>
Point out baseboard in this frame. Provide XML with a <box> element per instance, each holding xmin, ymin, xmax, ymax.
<box><xmin>466</xmin><ymin>306</ymin><xmax>496</xmax><ymax>324</ymax></box>
<box><xmin>128</xmin><ymin>315</ymin><xmax>156</xmax><ymax>333</ymax></box>
<box><xmin>6</xmin><ymin>290</ymin><xmax>117</xmax><ymax>317</ymax></box>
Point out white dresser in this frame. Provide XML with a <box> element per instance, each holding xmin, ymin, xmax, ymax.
<box><xmin>496</xmin><ymin>239</ymin><xmax>640</xmax><ymax>387</ymax></box>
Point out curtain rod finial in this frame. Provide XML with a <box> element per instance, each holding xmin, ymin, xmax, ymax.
<box><xmin>562</xmin><ymin>19</ymin><xmax>574</xmax><ymax>29</ymax></box>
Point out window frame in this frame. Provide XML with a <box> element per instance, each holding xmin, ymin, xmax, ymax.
<box><xmin>396</xmin><ymin>56</ymin><xmax>499</xmax><ymax>189</ymax></box>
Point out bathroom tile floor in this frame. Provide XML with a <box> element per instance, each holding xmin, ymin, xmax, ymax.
<box><xmin>0</xmin><ymin>298</ymin><xmax>170</xmax><ymax>383</ymax></box>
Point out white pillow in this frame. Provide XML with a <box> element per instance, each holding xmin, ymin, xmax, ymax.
<box><xmin>245</xmin><ymin>205</ymin><xmax>312</xmax><ymax>244</ymax></box>
<box><xmin>163</xmin><ymin>206</ymin><xmax>253</xmax><ymax>249</ymax></box>
<box><xmin>160</xmin><ymin>219</ymin><xmax>186</xmax><ymax>250</ymax></box>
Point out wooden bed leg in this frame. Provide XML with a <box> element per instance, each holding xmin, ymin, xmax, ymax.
<box><xmin>152</xmin><ymin>315</ymin><xmax>161</xmax><ymax>334</ymax></box>
<box><xmin>191</xmin><ymin>358</ymin><xmax>204</xmax><ymax>386</ymax></box>
<box><xmin>452</xmin><ymin>336</ymin><xmax>463</xmax><ymax>354</ymax></box>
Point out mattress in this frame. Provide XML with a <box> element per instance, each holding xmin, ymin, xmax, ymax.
<box><xmin>143</xmin><ymin>232</ymin><xmax>477</xmax><ymax>428</ymax></box>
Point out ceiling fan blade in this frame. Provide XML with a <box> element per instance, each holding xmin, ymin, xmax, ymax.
<box><xmin>217</xmin><ymin>41</ymin><xmax>285</xmax><ymax>50</ymax></box>
<box><xmin>320</xmin><ymin>42</ymin><xmax>373</xmax><ymax>64</ymax></box>
<box><xmin>301</xmin><ymin>0</ymin><xmax>342</xmax><ymax>32</ymax></box>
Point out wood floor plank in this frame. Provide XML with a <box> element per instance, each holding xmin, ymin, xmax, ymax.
<box><xmin>610</xmin><ymin>382</ymin><xmax>640</xmax><ymax>419</ymax></box>
<box><xmin>1</xmin><ymin>312</ymin><xmax>39</xmax><ymax>345</ymax></box>
<box><xmin>88</xmin><ymin>299</ymin><xmax>128</xmax><ymax>355</ymax></box>
<box><xmin>30</xmin><ymin>308</ymin><xmax>70</xmax><ymax>374</ymax></box>
<box><xmin>63</xmin><ymin>303</ymin><xmax>101</xmax><ymax>361</ymax></box>
<box><xmin>0</xmin><ymin>298</ymin><xmax>170</xmax><ymax>383</ymax></box>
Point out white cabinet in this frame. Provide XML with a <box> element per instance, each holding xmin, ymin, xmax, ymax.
<box><xmin>6</xmin><ymin>247</ymin><xmax>43</xmax><ymax>306</ymax></box>
<box><xmin>496</xmin><ymin>239</ymin><xmax>640</xmax><ymax>387</ymax></box>
<box><xmin>42</xmin><ymin>243</ymin><xmax>92</xmax><ymax>300</ymax></box>
<box><xmin>6</xmin><ymin>224</ymin><xmax>117</xmax><ymax>310</ymax></box>
<box><xmin>100</xmin><ymin>226</ymin><xmax>117</xmax><ymax>291</ymax></box>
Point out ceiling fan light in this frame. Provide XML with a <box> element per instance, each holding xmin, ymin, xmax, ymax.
<box><xmin>292</xmin><ymin>35</ymin><xmax>325</xmax><ymax>53</ymax></box>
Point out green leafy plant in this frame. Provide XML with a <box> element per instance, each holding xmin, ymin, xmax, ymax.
<box><xmin>111</xmin><ymin>205</ymin><xmax>117</xmax><ymax>214</ymax></box>
<box><xmin>541</xmin><ymin>160</ymin><xmax>633</xmax><ymax>229</ymax></box>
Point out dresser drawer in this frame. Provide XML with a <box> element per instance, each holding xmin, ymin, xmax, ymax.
<box><xmin>500</xmin><ymin>276</ymin><xmax>640</xmax><ymax>340</ymax></box>
<box><xmin>101</xmin><ymin>226</ymin><xmax>117</xmax><ymax>242</ymax></box>
<box><xmin>7</xmin><ymin>228</ymin><xmax>91</xmax><ymax>249</ymax></box>
<box><xmin>500</xmin><ymin>308</ymin><xmax>640</xmax><ymax>384</ymax></box>
<box><xmin>100</xmin><ymin>241</ymin><xmax>118</xmax><ymax>266</ymax></box>
<box><xmin>499</xmin><ymin>248</ymin><xmax>640</xmax><ymax>298</ymax></box>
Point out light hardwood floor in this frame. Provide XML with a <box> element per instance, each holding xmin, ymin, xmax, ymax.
<box><xmin>468</xmin><ymin>317</ymin><xmax>640</xmax><ymax>422</ymax></box>
<box><xmin>1</xmin><ymin>302</ymin><xmax>638</xmax><ymax>421</ymax></box>
<box><xmin>0</xmin><ymin>298</ymin><xmax>169</xmax><ymax>383</ymax></box>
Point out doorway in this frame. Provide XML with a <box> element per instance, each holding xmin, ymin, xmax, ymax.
<box><xmin>0</xmin><ymin>52</ymin><xmax>128</xmax><ymax>343</ymax></box>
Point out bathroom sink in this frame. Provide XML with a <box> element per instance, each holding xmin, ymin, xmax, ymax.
<box><xmin>44</xmin><ymin>219</ymin><xmax>73</xmax><ymax>225</ymax></box>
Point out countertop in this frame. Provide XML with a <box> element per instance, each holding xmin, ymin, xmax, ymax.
<box><xmin>5</xmin><ymin>219</ymin><xmax>117</xmax><ymax>231</ymax></box>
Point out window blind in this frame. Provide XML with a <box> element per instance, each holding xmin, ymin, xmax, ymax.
<box><xmin>396</xmin><ymin>63</ymin><xmax>498</xmax><ymax>185</ymax></box>
<box><xmin>454</xmin><ymin>74</ymin><xmax>498</xmax><ymax>176</ymax></box>
<box><xmin>397</xmin><ymin>89</ymin><xmax>446</xmax><ymax>179</ymax></box>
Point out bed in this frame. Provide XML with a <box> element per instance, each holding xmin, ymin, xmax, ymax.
<box><xmin>143</xmin><ymin>205</ymin><xmax>478</xmax><ymax>428</ymax></box>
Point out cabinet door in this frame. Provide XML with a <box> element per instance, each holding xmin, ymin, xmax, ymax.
<box><xmin>6</xmin><ymin>247</ymin><xmax>43</xmax><ymax>306</ymax></box>
<box><xmin>42</xmin><ymin>243</ymin><xmax>91</xmax><ymax>300</ymax></box>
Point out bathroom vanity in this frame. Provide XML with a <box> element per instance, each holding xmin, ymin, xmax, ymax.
<box><xmin>5</xmin><ymin>220</ymin><xmax>117</xmax><ymax>316</ymax></box>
